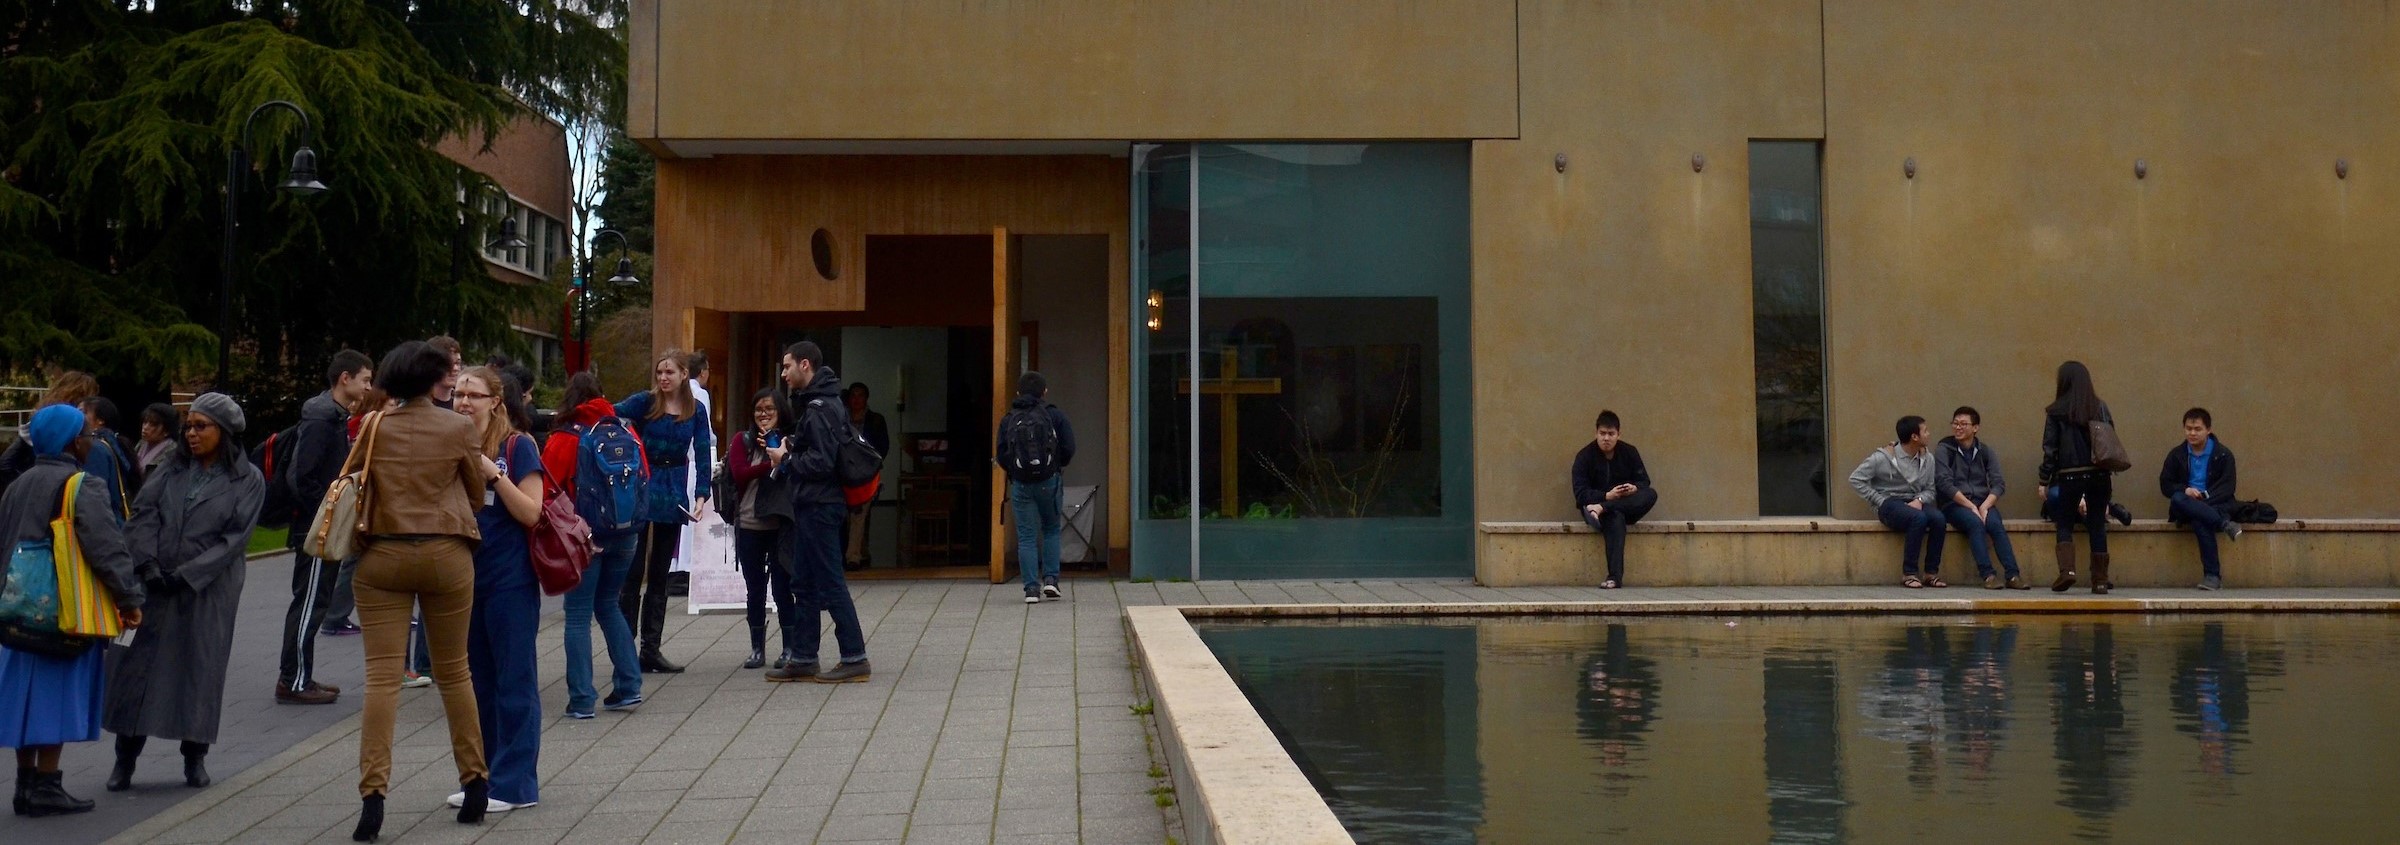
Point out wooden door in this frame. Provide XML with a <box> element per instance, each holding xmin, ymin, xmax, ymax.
<box><xmin>988</xmin><ymin>228</ymin><xmax>1020</xmax><ymax>583</ymax></box>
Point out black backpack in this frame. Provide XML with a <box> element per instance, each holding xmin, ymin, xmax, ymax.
<box><xmin>837</xmin><ymin>423</ymin><xmax>884</xmax><ymax>487</ymax></box>
<box><xmin>996</xmin><ymin>405</ymin><xmax>1061</xmax><ymax>483</ymax></box>
<box><xmin>2229</xmin><ymin>500</ymin><xmax>2279</xmax><ymax>524</ymax></box>
<box><xmin>249</xmin><ymin>423</ymin><xmax>303</xmax><ymax>529</ymax></box>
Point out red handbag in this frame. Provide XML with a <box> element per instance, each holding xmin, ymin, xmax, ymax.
<box><xmin>526</xmin><ymin>440</ymin><xmax>596</xmax><ymax>596</ymax></box>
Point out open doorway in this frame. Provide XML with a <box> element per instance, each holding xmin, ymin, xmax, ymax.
<box><xmin>733</xmin><ymin>233</ymin><xmax>1110</xmax><ymax>580</ymax></box>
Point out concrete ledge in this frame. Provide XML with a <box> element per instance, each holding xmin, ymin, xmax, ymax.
<box><xmin>1174</xmin><ymin>595</ymin><xmax>2400</xmax><ymax>618</ymax></box>
<box><xmin>1125</xmin><ymin>605</ymin><xmax>1350</xmax><ymax>845</ymax></box>
<box><xmin>1477</xmin><ymin>518</ymin><xmax>2400</xmax><ymax>588</ymax></box>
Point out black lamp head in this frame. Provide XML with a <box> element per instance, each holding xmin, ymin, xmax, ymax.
<box><xmin>489</xmin><ymin>215</ymin><xmax>529</xmax><ymax>253</ymax></box>
<box><xmin>280</xmin><ymin>145</ymin><xmax>328</xmax><ymax>195</ymax></box>
<box><xmin>608</xmin><ymin>256</ymin><xmax>641</xmax><ymax>286</ymax></box>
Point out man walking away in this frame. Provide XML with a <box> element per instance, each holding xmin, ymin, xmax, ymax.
<box><xmin>1850</xmin><ymin>415</ymin><xmax>1948</xmax><ymax>588</ymax></box>
<box><xmin>2160</xmin><ymin>408</ymin><xmax>2240</xmax><ymax>591</ymax></box>
<box><xmin>277</xmin><ymin>349</ymin><xmax>372</xmax><ymax>704</ymax></box>
<box><xmin>997</xmin><ymin>372</ymin><xmax>1077</xmax><ymax>603</ymax></box>
<box><xmin>763</xmin><ymin>342</ymin><xmax>872</xmax><ymax>683</ymax></box>
<box><xmin>1569</xmin><ymin>410</ymin><xmax>1656</xmax><ymax>590</ymax></box>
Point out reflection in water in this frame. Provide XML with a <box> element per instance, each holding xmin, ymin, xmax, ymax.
<box><xmin>1575</xmin><ymin>624</ymin><xmax>1659</xmax><ymax>778</ymax></box>
<box><xmin>1860</xmin><ymin>626</ymin><xmax>1952</xmax><ymax>791</ymax></box>
<box><xmin>2051</xmin><ymin>623</ymin><xmax>2139</xmax><ymax>830</ymax></box>
<box><xmin>1763</xmin><ymin>653</ymin><xmax>1846</xmax><ymax>844</ymax></box>
<box><xmin>2169</xmin><ymin>622</ymin><xmax>2282</xmax><ymax>783</ymax></box>
<box><xmin>1950</xmin><ymin>625</ymin><xmax>2018</xmax><ymax>781</ymax></box>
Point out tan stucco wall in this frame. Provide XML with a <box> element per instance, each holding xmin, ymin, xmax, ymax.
<box><xmin>628</xmin><ymin>0</ymin><xmax>1517</xmax><ymax>144</ymax></box>
<box><xmin>1472</xmin><ymin>1</ymin><xmax>1827</xmax><ymax>524</ymax></box>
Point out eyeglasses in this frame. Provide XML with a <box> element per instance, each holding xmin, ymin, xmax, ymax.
<box><xmin>184</xmin><ymin>421</ymin><xmax>219</xmax><ymax>432</ymax></box>
<box><xmin>456</xmin><ymin>391</ymin><xmax>497</xmax><ymax>402</ymax></box>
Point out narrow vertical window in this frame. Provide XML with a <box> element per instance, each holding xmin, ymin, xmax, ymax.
<box><xmin>1749</xmin><ymin>141</ymin><xmax>1829</xmax><ymax>515</ymax></box>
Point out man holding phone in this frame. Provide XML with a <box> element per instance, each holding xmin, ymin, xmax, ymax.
<box><xmin>1572</xmin><ymin>410</ymin><xmax>1658</xmax><ymax>589</ymax></box>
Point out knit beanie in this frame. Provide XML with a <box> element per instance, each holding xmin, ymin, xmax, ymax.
<box><xmin>189</xmin><ymin>392</ymin><xmax>247</xmax><ymax>435</ymax></box>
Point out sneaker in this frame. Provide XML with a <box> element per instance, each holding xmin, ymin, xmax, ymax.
<box><xmin>602</xmin><ymin>691</ymin><xmax>643</xmax><ymax>712</ymax></box>
<box><xmin>2198</xmin><ymin>576</ymin><xmax>2223</xmax><ymax>591</ymax></box>
<box><xmin>319</xmin><ymin>621</ymin><xmax>361</xmax><ymax>637</ymax></box>
<box><xmin>1041</xmin><ymin>583</ymin><xmax>1061</xmax><ymax>600</ymax></box>
<box><xmin>2108</xmin><ymin>503</ymin><xmax>2134</xmax><ymax>527</ymax></box>
<box><xmin>813</xmin><ymin>660</ymin><xmax>871</xmax><ymax>684</ymax></box>
<box><xmin>566</xmin><ymin>708</ymin><xmax>596</xmax><ymax>720</ymax></box>
<box><xmin>446</xmin><ymin>792</ymin><xmax>532</xmax><ymax>812</ymax></box>
<box><xmin>2005</xmin><ymin>575</ymin><xmax>2032</xmax><ymax>590</ymax></box>
<box><xmin>1024</xmin><ymin>589</ymin><xmax>1041</xmax><ymax>604</ymax></box>
<box><xmin>1982</xmin><ymin>575</ymin><xmax>2003</xmax><ymax>590</ymax></box>
<box><xmin>2225</xmin><ymin>522</ymin><xmax>2243</xmax><ymax>542</ymax></box>
<box><xmin>764</xmin><ymin>663</ymin><xmax>817</xmax><ymax>683</ymax></box>
<box><xmin>401</xmin><ymin>672</ymin><xmax>432</xmax><ymax>689</ymax></box>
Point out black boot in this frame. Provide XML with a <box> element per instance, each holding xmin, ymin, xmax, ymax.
<box><xmin>456</xmin><ymin>776</ymin><xmax>489</xmax><ymax>824</ymax></box>
<box><xmin>640</xmin><ymin>648</ymin><xmax>684</xmax><ymax>674</ymax></box>
<box><xmin>21</xmin><ymin>771</ymin><xmax>95</xmax><ymax>817</ymax></box>
<box><xmin>745</xmin><ymin>623</ymin><xmax>766</xmax><ymax>669</ymax></box>
<box><xmin>352</xmin><ymin>793</ymin><xmax>384</xmax><ymax>842</ymax></box>
<box><xmin>107</xmin><ymin>734</ymin><xmax>144</xmax><ymax>791</ymax></box>
<box><xmin>180</xmin><ymin>741</ymin><xmax>210</xmax><ymax>788</ymax></box>
<box><xmin>12</xmin><ymin>766</ymin><xmax>31</xmax><ymax>815</ymax></box>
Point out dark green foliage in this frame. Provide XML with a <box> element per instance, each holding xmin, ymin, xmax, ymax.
<box><xmin>593</xmin><ymin>132</ymin><xmax>652</xmax><ymax>252</ymax></box>
<box><xmin>0</xmin><ymin>0</ymin><xmax>623</xmax><ymax>423</ymax></box>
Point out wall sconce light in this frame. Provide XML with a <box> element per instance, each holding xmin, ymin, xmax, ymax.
<box><xmin>1554</xmin><ymin>153</ymin><xmax>1568</xmax><ymax>174</ymax></box>
<box><xmin>1145</xmin><ymin>290</ymin><xmax>1163</xmax><ymax>332</ymax></box>
<box><xmin>1691</xmin><ymin>153</ymin><xmax>1706</xmax><ymax>173</ymax></box>
<box><xmin>2134</xmin><ymin>158</ymin><xmax>2149</xmax><ymax>180</ymax></box>
<box><xmin>1903</xmin><ymin>157</ymin><xmax>1917</xmax><ymax>179</ymax></box>
<box><xmin>2335</xmin><ymin>158</ymin><xmax>2350</xmax><ymax>179</ymax></box>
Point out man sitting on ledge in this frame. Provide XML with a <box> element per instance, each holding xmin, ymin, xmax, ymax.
<box><xmin>2161</xmin><ymin>407</ymin><xmax>2240</xmax><ymax>591</ymax></box>
<box><xmin>1571</xmin><ymin>410</ymin><xmax>1656</xmax><ymax>590</ymax></box>
<box><xmin>1849</xmin><ymin>415</ymin><xmax>1947</xmax><ymax>588</ymax></box>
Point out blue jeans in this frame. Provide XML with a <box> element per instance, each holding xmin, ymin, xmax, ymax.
<box><xmin>790</xmin><ymin>504</ymin><xmax>868</xmax><ymax>665</ymax></box>
<box><xmin>468</xmin><ymin>579</ymin><xmax>541</xmax><ymax>805</ymax></box>
<box><xmin>2170</xmin><ymin>496</ymin><xmax>2228</xmax><ymax>577</ymax></box>
<box><xmin>1941</xmin><ymin>504</ymin><xmax>2022</xmax><ymax>579</ymax></box>
<box><xmin>563</xmin><ymin>532</ymin><xmax>642</xmax><ymax>712</ymax></box>
<box><xmin>1009</xmin><ymin>475</ymin><xmax>1065</xmax><ymax>592</ymax></box>
<box><xmin>1876</xmin><ymin>498</ymin><xmax>1948</xmax><ymax>576</ymax></box>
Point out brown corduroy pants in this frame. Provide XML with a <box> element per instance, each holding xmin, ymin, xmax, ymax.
<box><xmin>354</xmin><ymin>536</ymin><xmax>486</xmax><ymax>796</ymax></box>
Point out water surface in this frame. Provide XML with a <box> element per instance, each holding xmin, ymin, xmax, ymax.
<box><xmin>1197</xmin><ymin>615</ymin><xmax>2400</xmax><ymax>843</ymax></box>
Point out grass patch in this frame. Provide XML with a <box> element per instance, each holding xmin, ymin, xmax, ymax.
<box><xmin>1148</xmin><ymin>764</ymin><xmax>1166</xmax><ymax>779</ymax></box>
<box><xmin>247</xmin><ymin>527</ymin><xmax>289</xmax><ymax>556</ymax></box>
<box><xmin>1129</xmin><ymin>701</ymin><xmax>1154</xmax><ymax>717</ymax></box>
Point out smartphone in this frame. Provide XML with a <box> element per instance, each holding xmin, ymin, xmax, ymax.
<box><xmin>761</xmin><ymin>431</ymin><xmax>783</xmax><ymax>449</ymax></box>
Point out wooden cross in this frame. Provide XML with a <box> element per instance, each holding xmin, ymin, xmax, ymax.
<box><xmin>1178</xmin><ymin>347</ymin><xmax>1283</xmax><ymax>516</ymax></box>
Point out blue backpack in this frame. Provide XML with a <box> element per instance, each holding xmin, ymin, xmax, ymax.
<box><xmin>573</xmin><ymin>417</ymin><xmax>649</xmax><ymax>537</ymax></box>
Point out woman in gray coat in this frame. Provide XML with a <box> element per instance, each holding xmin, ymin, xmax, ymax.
<box><xmin>102</xmin><ymin>394</ymin><xmax>262</xmax><ymax>791</ymax></box>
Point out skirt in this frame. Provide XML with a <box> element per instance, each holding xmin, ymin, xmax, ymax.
<box><xmin>0</xmin><ymin>641</ymin><xmax>106</xmax><ymax>748</ymax></box>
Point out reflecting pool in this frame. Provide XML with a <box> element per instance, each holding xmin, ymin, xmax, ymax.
<box><xmin>1195</xmin><ymin>615</ymin><xmax>2400</xmax><ymax>843</ymax></box>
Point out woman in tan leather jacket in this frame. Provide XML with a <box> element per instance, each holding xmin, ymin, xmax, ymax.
<box><xmin>342</xmin><ymin>341</ymin><xmax>492</xmax><ymax>841</ymax></box>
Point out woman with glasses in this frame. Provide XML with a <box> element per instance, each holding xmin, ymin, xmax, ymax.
<box><xmin>344</xmin><ymin>341</ymin><xmax>492</xmax><ymax>841</ymax></box>
<box><xmin>726</xmin><ymin>387</ymin><xmax>799</xmax><ymax>670</ymax></box>
<box><xmin>444</xmin><ymin>368</ymin><xmax>544</xmax><ymax>815</ymax></box>
<box><xmin>102</xmin><ymin>394</ymin><xmax>263</xmax><ymax>792</ymax></box>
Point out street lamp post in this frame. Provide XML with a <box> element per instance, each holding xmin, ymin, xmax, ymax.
<box><xmin>218</xmin><ymin>100</ymin><xmax>327</xmax><ymax>390</ymax></box>
<box><xmin>577</xmin><ymin>228</ymin><xmax>640</xmax><ymax>371</ymax></box>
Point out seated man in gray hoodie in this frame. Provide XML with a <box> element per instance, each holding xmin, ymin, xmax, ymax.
<box><xmin>1848</xmin><ymin>415</ymin><xmax>1948</xmax><ymax>587</ymax></box>
<box><xmin>1936</xmin><ymin>406</ymin><xmax>2027</xmax><ymax>590</ymax></box>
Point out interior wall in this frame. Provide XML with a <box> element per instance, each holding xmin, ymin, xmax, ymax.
<box><xmin>1017</xmin><ymin>235</ymin><xmax>1114</xmax><ymax>561</ymax></box>
<box><xmin>839</xmin><ymin>326</ymin><xmax>952</xmax><ymax>568</ymax></box>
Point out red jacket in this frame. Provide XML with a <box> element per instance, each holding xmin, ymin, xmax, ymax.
<box><xmin>542</xmin><ymin>398</ymin><xmax>623</xmax><ymax>495</ymax></box>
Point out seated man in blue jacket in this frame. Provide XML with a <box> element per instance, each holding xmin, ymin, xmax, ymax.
<box><xmin>2160</xmin><ymin>407</ymin><xmax>2240</xmax><ymax>591</ymax></box>
<box><xmin>1571</xmin><ymin>410</ymin><xmax>1656</xmax><ymax>590</ymax></box>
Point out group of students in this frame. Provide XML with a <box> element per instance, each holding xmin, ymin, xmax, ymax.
<box><xmin>1573</xmin><ymin>361</ymin><xmax>2249</xmax><ymax>592</ymax></box>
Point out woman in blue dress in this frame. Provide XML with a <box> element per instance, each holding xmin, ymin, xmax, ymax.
<box><xmin>445</xmin><ymin>367</ymin><xmax>545</xmax><ymax>814</ymax></box>
<box><xmin>615</xmin><ymin>351</ymin><xmax>710</xmax><ymax>673</ymax></box>
<box><xmin>1</xmin><ymin>405</ymin><xmax>146</xmax><ymax>817</ymax></box>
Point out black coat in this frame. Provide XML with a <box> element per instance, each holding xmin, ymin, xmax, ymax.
<box><xmin>2039</xmin><ymin>402</ymin><xmax>2114</xmax><ymax>483</ymax></box>
<box><xmin>2159</xmin><ymin>437</ymin><xmax>2237</xmax><ymax>519</ymax></box>
<box><xmin>1571</xmin><ymin>442</ymin><xmax>1652</xmax><ymax>508</ymax></box>
<box><xmin>780</xmin><ymin>367</ymin><xmax>851</xmax><ymax>507</ymax></box>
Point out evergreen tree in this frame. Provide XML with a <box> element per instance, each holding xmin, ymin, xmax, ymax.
<box><xmin>593</xmin><ymin>133</ymin><xmax>654</xmax><ymax>253</ymax></box>
<box><xmin>0</xmin><ymin>0</ymin><xmax>623</xmax><ymax>420</ymax></box>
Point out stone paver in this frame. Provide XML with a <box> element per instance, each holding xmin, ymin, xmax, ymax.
<box><xmin>76</xmin><ymin>573</ymin><xmax>2400</xmax><ymax>845</ymax></box>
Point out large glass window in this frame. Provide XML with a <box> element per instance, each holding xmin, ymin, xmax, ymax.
<box><xmin>1749</xmin><ymin>141</ymin><xmax>1829</xmax><ymax>516</ymax></box>
<box><xmin>1134</xmin><ymin>143</ymin><xmax>1472</xmax><ymax>579</ymax></box>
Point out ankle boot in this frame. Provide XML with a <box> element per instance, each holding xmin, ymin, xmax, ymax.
<box><xmin>13</xmin><ymin>766</ymin><xmax>32</xmax><ymax>815</ymax></box>
<box><xmin>352</xmin><ymin>793</ymin><xmax>384</xmax><ymax>842</ymax></box>
<box><xmin>2090</xmin><ymin>553</ymin><xmax>2113</xmax><ymax>595</ymax></box>
<box><xmin>2050</xmin><ymin>542</ymin><xmax>2079</xmax><ymax>592</ymax></box>
<box><xmin>181</xmin><ymin>741</ymin><xmax>210</xmax><ymax>788</ymax></box>
<box><xmin>456</xmin><ymin>776</ymin><xmax>490</xmax><ymax>824</ymax></box>
<box><xmin>22</xmin><ymin>771</ymin><xmax>95</xmax><ymax>817</ymax></box>
<box><xmin>107</xmin><ymin>734</ymin><xmax>144</xmax><ymax>791</ymax></box>
<box><xmin>639</xmin><ymin>648</ymin><xmax>684</xmax><ymax>674</ymax></box>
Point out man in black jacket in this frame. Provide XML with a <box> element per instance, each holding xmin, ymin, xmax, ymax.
<box><xmin>275</xmin><ymin>349</ymin><xmax>372</xmax><ymax>704</ymax></box>
<box><xmin>762</xmin><ymin>341</ymin><xmax>871</xmax><ymax>683</ymax></box>
<box><xmin>2160</xmin><ymin>407</ymin><xmax>2240</xmax><ymax>591</ymax></box>
<box><xmin>1571</xmin><ymin>410</ymin><xmax>1657</xmax><ymax>589</ymax></box>
<box><xmin>997</xmin><ymin>372</ymin><xmax>1077</xmax><ymax>604</ymax></box>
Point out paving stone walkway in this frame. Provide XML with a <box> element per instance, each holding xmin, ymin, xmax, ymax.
<box><xmin>78</xmin><ymin>571</ymin><xmax>2400</xmax><ymax>845</ymax></box>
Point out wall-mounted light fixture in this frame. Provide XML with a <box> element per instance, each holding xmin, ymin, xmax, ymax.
<box><xmin>1145</xmin><ymin>290</ymin><xmax>1163</xmax><ymax>332</ymax></box>
<box><xmin>2336</xmin><ymin>158</ymin><xmax>2350</xmax><ymax>179</ymax></box>
<box><xmin>1691</xmin><ymin>153</ymin><xmax>1706</xmax><ymax>173</ymax></box>
<box><xmin>2134</xmin><ymin>158</ymin><xmax>2149</xmax><ymax>180</ymax></box>
<box><xmin>1903</xmin><ymin>157</ymin><xmax>1917</xmax><ymax>179</ymax></box>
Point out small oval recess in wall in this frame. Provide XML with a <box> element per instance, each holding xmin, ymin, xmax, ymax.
<box><xmin>811</xmin><ymin>228</ymin><xmax>839</xmax><ymax>280</ymax></box>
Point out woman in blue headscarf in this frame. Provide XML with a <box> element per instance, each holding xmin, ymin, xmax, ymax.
<box><xmin>0</xmin><ymin>405</ymin><xmax>146</xmax><ymax>817</ymax></box>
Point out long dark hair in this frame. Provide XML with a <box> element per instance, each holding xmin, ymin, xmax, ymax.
<box><xmin>745</xmin><ymin>385</ymin><xmax>793</xmax><ymax>438</ymax></box>
<box><xmin>561</xmin><ymin>371</ymin><xmax>606</xmax><ymax>412</ymax></box>
<box><xmin>2047</xmin><ymin>361</ymin><xmax>2105</xmax><ymax>425</ymax></box>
